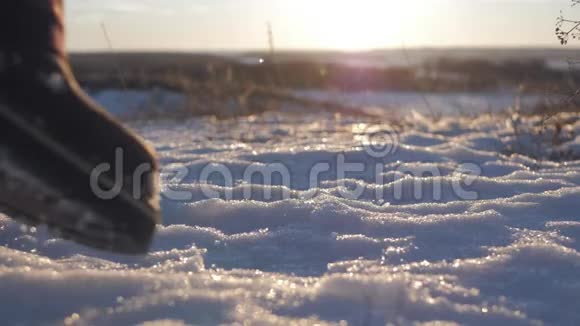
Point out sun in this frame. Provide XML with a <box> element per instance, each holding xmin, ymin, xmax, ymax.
<box><xmin>298</xmin><ymin>0</ymin><xmax>409</xmax><ymax>51</ymax></box>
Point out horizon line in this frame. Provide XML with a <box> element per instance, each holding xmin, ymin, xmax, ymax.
<box><xmin>68</xmin><ymin>44</ymin><xmax>580</xmax><ymax>54</ymax></box>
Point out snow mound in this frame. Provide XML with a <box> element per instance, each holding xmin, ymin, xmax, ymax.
<box><xmin>2</xmin><ymin>111</ymin><xmax>580</xmax><ymax>325</ymax></box>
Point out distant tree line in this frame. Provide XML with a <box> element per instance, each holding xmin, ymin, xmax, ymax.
<box><xmin>70</xmin><ymin>52</ymin><xmax>575</xmax><ymax>94</ymax></box>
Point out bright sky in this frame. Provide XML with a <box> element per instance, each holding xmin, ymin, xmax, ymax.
<box><xmin>67</xmin><ymin>0</ymin><xmax>576</xmax><ymax>51</ymax></box>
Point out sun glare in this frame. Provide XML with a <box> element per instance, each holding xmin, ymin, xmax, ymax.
<box><xmin>290</xmin><ymin>0</ymin><xmax>411</xmax><ymax>50</ymax></box>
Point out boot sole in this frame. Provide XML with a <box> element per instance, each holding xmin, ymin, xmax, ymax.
<box><xmin>0</xmin><ymin>101</ymin><xmax>158</xmax><ymax>254</ymax></box>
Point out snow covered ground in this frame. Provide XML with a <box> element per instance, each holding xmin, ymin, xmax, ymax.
<box><xmin>89</xmin><ymin>89</ymin><xmax>553</xmax><ymax>119</ymax></box>
<box><xmin>1</xmin><ymin>94</ymin><xmax>580</xmax><ymax>325</ymax></box>
<box><xmin>296</xmin><ymin>90</ymin><xmax>552</xmax><ymax>115</ymax></box>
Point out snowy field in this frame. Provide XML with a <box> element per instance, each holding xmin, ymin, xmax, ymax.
<box><xmin>295</xmin><ymin>90</ymin><xmax>551</xmax><ymax>116</ymax></box>
<box><xmin>2</xmin><ymin>92</ymin><xmax>580</xmax><ymax>325</ymax></box>
<box><xmin>89</xmin><ymin>88</ymin><xmax>554</xmax><ymax>118</ymax></box>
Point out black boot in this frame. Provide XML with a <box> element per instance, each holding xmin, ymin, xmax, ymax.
<box><xmin>0</xmin><ymin>0</ymin><xmax>161</xmax><ymax>254</ymax></box>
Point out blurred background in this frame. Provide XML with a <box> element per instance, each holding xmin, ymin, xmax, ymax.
<box><xmin>64</xmin><ymin>0</ymin><xmax>580</xmax><ymax>120</ymax></box>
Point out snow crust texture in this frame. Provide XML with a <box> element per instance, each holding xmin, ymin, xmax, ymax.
<box><xmin>2</xmin><ymin>111</ymin><xmax>580</xmax><ymax>325</ymax></box>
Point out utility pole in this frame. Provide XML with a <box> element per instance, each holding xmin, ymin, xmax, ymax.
<box><xmin>267</xmin><ymin>21</ymin><xmax>282</xmax><ymax>87</ymax></box>
<box><xmin>267</xmin><ymin>22</ymin><xmax>275</xmax><ymax>60</ymax></box>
